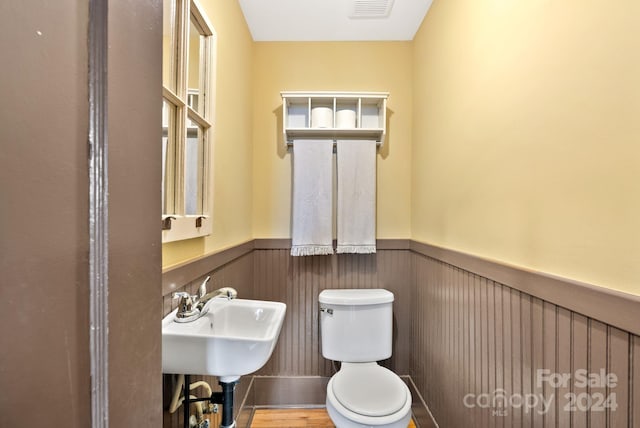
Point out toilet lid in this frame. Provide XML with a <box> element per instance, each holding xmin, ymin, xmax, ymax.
<box><xmin>331</xmin><ymin>363</ymin><xmax>407</xmax><ymax>417</ymax></box>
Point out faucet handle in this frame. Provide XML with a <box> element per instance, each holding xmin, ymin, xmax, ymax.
<box><xmin>198</xmin><ymin>276</ymin><xmax>211</xmax><ymax>300</ymax></box>
<box><xmin>173</xmin><ymin>291</ymin><xmax>190</xmax><ymax>300</ymax></box>
<box><xmin>173</xmin><ymin>292</ymin><xmax>197</xmax><ymax>318</ymax></box>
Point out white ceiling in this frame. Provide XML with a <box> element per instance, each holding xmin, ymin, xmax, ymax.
<box><xmin>238</xmin><ymin>0</ymin><xmax>434</xmax><ymax>42</ymax></box>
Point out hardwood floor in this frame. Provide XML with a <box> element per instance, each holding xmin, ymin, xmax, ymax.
<box><xmin>249</xmin><ymin>408</ymin><xmax>417</xmax><ymax>428</ymax></box>
<box><xmin>250</xmin><ymin>408</ymin><xmax>333</xmax><ymax>427</ymax></box>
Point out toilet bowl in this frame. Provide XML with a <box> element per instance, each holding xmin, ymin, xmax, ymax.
<box><xmin>326</xmin><ymin>363</ymin><xmax>412</xmax><ymax>428</ymax></box>
<box><xmin>319</xmin><ymin>289</ymin><xmax>412</xmax><ymax>428</ymax></box>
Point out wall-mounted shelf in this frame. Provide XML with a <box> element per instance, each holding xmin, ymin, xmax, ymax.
<box><xmin>281</xmin><ymin>91</ymin><xmax>389</xmax><ymax>147</ymax></box>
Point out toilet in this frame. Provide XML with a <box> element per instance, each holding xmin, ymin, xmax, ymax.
<box><xmin>319</xmin><ymin>289</ymin><xmax>412</xmax><ymax>428</ymax></box>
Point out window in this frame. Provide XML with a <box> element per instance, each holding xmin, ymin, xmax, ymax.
<box><xmin>162</xmin><ymin>0</ymin><xmax>215</xmax><ymax>242</ymax></box>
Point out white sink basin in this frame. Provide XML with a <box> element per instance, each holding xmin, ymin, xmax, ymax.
<box><xmin>162</xmin><ymin>298</ymin><xmax>286</xmax><ymax>382</ymax></box>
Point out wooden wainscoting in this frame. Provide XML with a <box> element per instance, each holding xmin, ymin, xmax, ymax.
<box><xmin>160</xmin><ymin>239</ymin><xmax>640</xmax><ymax>427</ymax></box>
<box><xmin>411</xmin><ymin>251</ymin><xmax>640</xmax><ymax>428</ymax></box>
<box><xmin>251</xmin><ymin>246</ymin><xmax>413</xmax><ymax>377</ymax></box>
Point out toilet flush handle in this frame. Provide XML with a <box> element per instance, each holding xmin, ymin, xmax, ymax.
<box><xmin>319</xmin><ymin>307</ymin><xmax>333</xmax><ymax>315</ymax></box>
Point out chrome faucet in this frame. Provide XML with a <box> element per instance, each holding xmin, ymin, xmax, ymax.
<box><xmin>196</xmin><ymin>287</ymin><xmax>238</xmax><ymax>311</ymax></box>
<box><xmin>173</xmin><ymin>276</ymin><xmax>238</xmax><ymax>322</ymax></box>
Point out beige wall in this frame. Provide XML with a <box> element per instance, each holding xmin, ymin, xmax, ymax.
<box><xmin>163</xmin><ymin>0</ymin><xmax>254</xmax><ymax>267</ymax></box>
<box><xmin>412</xmin><ymin>0</ymin><xmax>640</xmax><ymax>295</ymax></box>
<box><xmin>165</xmin><ymin>0</ymin><xmax>639</xmax><ymax>296</ymax></box>
<box><xmin>252</xmin><ymin>42</ymin><xmax>413</xmax><ymax>239</ymax></box>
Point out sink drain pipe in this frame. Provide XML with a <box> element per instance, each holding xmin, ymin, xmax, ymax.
<box><xmin>182</xmin><ymin>375</ymin><xmax>237</xmax><ymax>428</ymax></box>
<box><xmin>217</xmin><ymin>380</ymin><xmax>236</xmax><ymax>428</ymax></box>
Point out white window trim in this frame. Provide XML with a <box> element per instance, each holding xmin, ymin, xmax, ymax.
<box><xmin>162</xmin><ymin>0</ymin><xmax>216</xmax><ymax>243</ymax></box>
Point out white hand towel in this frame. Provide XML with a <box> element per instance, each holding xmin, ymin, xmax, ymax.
<box><xmin>291</xmin><ymin>139</ymin><xmax>334</xmax><ymax>256</ymax></box>
<box><xmin>336</xmin><ymin>139</ymin><xmax>377</xmax><ymax>254</ymax></box>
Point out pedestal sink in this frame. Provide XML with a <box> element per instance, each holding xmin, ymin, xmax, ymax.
<box><xmin>162</xmin><ymin>297</ymin><xmax>286</xmax><ymax>382</ymax></box>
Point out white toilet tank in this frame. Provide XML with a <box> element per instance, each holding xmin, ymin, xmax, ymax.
<box><xmin>319</xmin><ymin>289</ymin><xmax>394</xmax><ymax>362</ymax></box>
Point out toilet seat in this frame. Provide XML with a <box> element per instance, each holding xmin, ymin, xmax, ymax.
<box><xmin>332</xmin><ymin>363</ymin><xmax>407</xmax><ymax>416</ymax></box>
<box><xmin>326</xmin><ymin>362</ymin><xmax>412</xmax><ymax>427</ymax></box>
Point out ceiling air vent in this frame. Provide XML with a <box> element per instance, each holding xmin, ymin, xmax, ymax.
<box><xmin>349</xmin><ymin>0</ymin><xmax>395</xmax><ymax>19</ymax></box>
